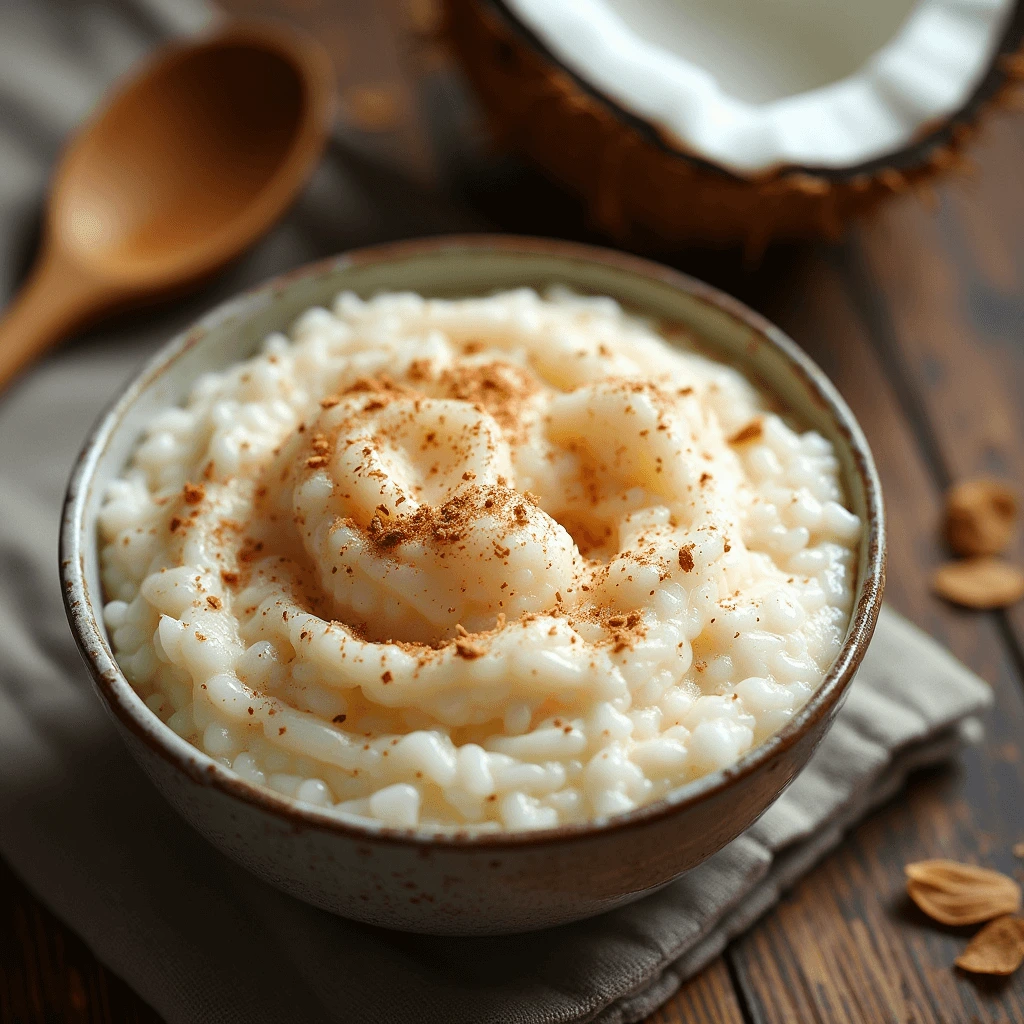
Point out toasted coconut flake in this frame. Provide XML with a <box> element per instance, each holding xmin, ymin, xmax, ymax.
<box><xmin>932</xmin><ymin>558</ymin><xmax>1024</xmax><ymax>609</ymax></box>
<box><xmin>905</xmin><ymin>859</ymin><xmax>1022</xmax><ymax>926</ymax></box>
<box><xmin>1014</xmin><ymin>841</ymin><xmax>1024</xmax><ymax>858</ymax></box>
<box><xmin>945</xmin><ymin>478</ymin><xmax>1017</xmax><ymax>557</ymax></box>
<box><xmin>955</xmin><ymin>916</ymin><xmax>1024</xmax><ymax>976</ymax></box>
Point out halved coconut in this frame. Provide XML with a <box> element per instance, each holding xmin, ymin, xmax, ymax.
<box><xmin>445</xmin><ymin>0</ymin><xmax>1024</xmax><ymax>251</ymax></box>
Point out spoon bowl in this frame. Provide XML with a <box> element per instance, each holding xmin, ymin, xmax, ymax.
<box><xmin>0</xmin><ymin>20</ymin><xmax>335</xmax><ymax>389</ymax></box>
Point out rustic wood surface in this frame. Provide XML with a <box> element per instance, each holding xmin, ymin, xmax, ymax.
<box><xmin>4</xmin><ymin>1</ymin><xmax>1024</xmax><ymax>1021</ymax></box>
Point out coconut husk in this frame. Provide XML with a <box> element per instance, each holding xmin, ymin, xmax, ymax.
<box><xmin>444</xmin><ymin>0</ymin><xmax>1024</xmax><ymax>256</ymax></box>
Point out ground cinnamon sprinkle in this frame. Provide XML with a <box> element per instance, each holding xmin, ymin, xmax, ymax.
<box><xmin>100</xmin><ymin>291</ymin><xmax>868</xmax><ymax>835</ymax></box>
<box><xmin>401</xmin><ymin>358</ymin><xmax>427</xmax><ymax>381</ymax></box>
<box><xmin>438</xmin><ymin>361</ymin><xmax>538</xmax><ymax>432</ymax></box>
<box><xmin>729</xmin><ymin>420</ymin><xmax>763</xmax><ymax>445</ymax></box>
<box><xmin>455</xmin><ymin>637</ymin><xmax>485</xmax><ymax>659</ymax></box>
<box><xmin>162</xmin><ymin>325</ymin><xmax>828</xmax><ymax>689</ymax></box>
<box><xmin>239</xmin><ymin>538</ymin><xmax>264</xmax><ymax>562</ymax></box>
<box><xmin>608</xmin><ymin>612</ymin><xmax>646</xmax><ymax>653</ymax></box>
<box><xmin>343</xmin><ymin>374</ymin><xmax>406</xmax><ymax>397</ymax></box>
<box><xmin>365</xmin><ymin>484</ymin><xmax>534</xmax><ymax>552</ymax></box>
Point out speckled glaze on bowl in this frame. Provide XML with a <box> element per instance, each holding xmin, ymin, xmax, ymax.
<box><xmin>60</xmin><ymin>236</ymin><xmax>885</xmax><ymax>935</ymax></box>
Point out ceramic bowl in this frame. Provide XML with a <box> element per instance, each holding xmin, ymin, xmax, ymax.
<box><xmin>61</xmin><ymin>236</ymin><xmax>885</xmax><ymax>935</ymax></box>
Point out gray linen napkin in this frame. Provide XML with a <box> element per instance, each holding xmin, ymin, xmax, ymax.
<box><xmin>0</xmin><ymin>3</ymin><xmax>994</xmax><ymax>1023</ymax></box>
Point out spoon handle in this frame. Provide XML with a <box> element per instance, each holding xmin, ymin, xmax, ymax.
<box><xmin>0</xmin><ymin>250</ymin><xmax>112</xmax><ymax>392</ymax></box>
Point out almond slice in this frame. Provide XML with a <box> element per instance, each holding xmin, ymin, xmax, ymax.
<box><xmin>931</xmin><ymin>558</ymin><xmax>1024</xmax><ymax>609</ymax></box>
<box><xmin>945</xmin><ymin>478</ymin><xmax>1017</xmax><ymax>557</ymax></box>
<box><xmin>955</xmin><ymin>916</ymin><xmax>1024</xmax><ymax>975</ymax></box>
<box><xmin>905</xmin><ymin>860</ymin><xmax>1022</xmax><ymax>926</ymax></box>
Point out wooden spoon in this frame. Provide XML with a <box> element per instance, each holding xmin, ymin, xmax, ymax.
<box><xmin>0</xmin><ymin>20</ymin><xmax>335</xmax><ymax>390</ymax></box>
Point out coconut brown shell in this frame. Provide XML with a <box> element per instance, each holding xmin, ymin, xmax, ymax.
<box><xmin>445</xmin><ymin>0</ymin><xmax>1024</xmax><ymax>253</ymax></box>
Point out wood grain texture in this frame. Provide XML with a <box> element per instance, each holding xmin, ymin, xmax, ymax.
<box><xmin>0</xmin><ymin>858</ymin><xmax>161</xmax><ymax>1024</ymax></box>
<box><xmin>726</xmin><ymin>252</ymin><xmax>1024</xmax><ymax>1024</ymax></box>
<box><xmin>848</xmin><ymin>117</ymin><xmax>1024</xmax><ymax>654</ymax></box>
<box><xmin>3</xmin><ymin>1</ymin><xmax>1024</xmax><ymax>1023</ymax></box>
<box><xmin>647</xmin><ymin>958</ymin><xmax>747</xmax><ymax>1024</ymax></box>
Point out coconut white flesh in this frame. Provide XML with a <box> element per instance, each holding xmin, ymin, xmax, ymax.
<box><xmin>505</xmin><ymin>0</ymin><xmax>1015</xmax><ymax>174</ymax></box>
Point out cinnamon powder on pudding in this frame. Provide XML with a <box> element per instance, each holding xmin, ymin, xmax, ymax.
<box><xmin>100</xmin><ymin>289</ymin><xmax>861</xmax><ymax>832</ymax></box>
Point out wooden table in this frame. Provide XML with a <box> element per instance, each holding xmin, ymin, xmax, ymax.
<box><xmin>4</xmin><ymin>2</ymin><xmax>1024</xmax><ymax>1020</ymax></box>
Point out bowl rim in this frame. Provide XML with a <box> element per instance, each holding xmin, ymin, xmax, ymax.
<box><xmin>60</xmin><ymin>233</ymin><xmax>886</xmax><ymax>851</ymax></box>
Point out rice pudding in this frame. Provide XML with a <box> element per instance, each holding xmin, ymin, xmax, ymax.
<box><xmin>100</xmin><ymin>289</ymin><xmax>861</xmax><ymax>832</ymax></box>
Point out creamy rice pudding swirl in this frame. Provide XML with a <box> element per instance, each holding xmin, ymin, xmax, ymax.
<box><xmin>100</xmin><ymin>289</ymin><xmax>861</xmax><ymax>832</ymax></box>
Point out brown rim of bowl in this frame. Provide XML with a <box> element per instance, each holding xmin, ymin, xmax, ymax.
<box><xmin>60</xmin><ymin>234</ymin><xmax>886</xmax><ymax>851</ymax></box>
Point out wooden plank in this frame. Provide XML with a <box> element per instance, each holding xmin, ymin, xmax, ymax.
<box><xmin>648</xmin><ymin>958</ymin><xmax>748</xmax><ymax>1024</ymax></box>
<box><xmin>688</xmin><ymin>246</ymin><xmax>1024</xmax><ymax>1024</ymax></box>
<box><xmin>849</xmin><ymin>114</ymin><xmax>1024</xmax><ymax>650</ymax></box>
